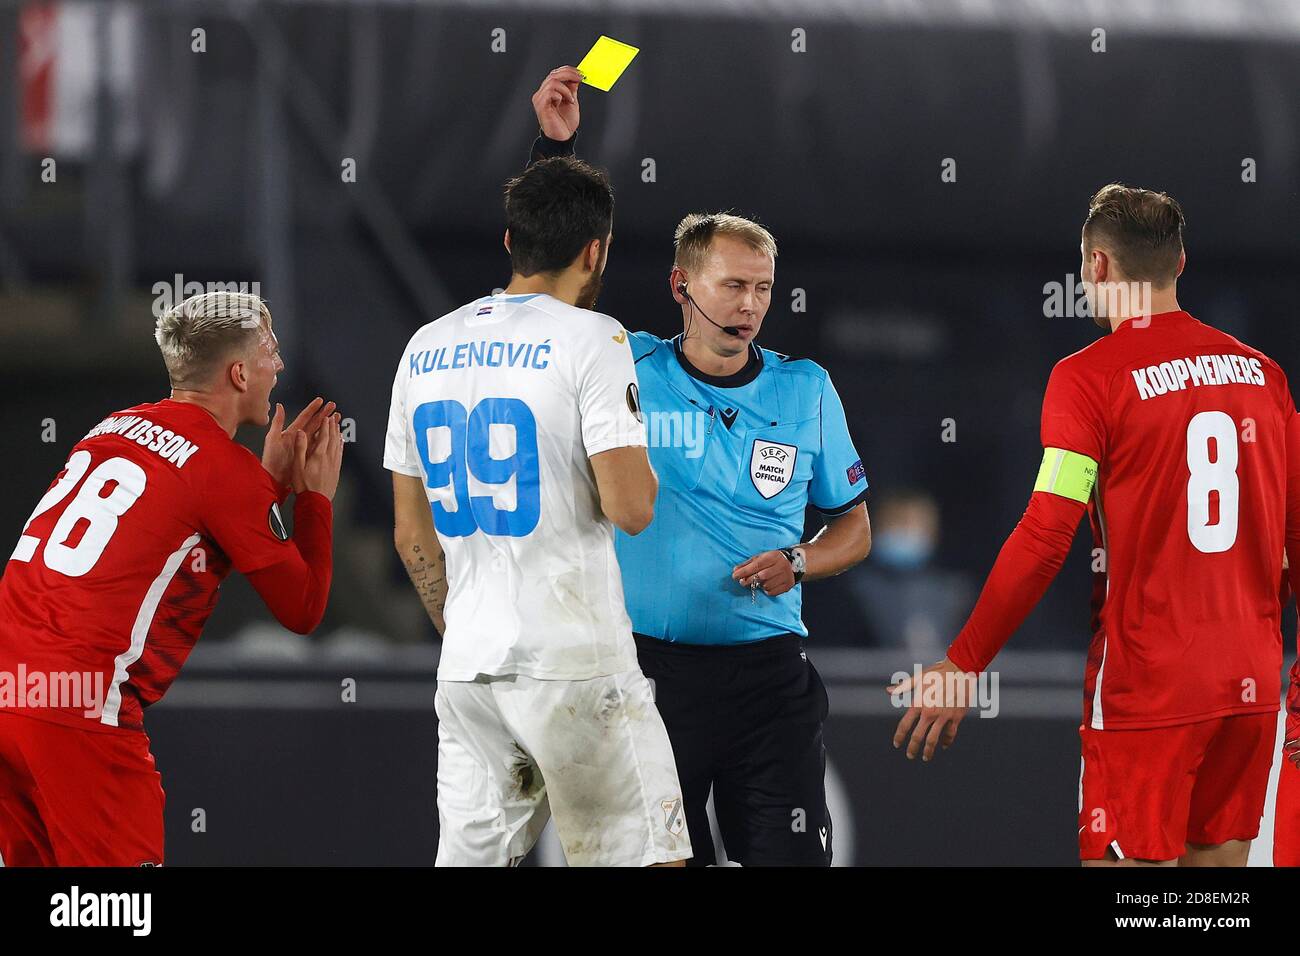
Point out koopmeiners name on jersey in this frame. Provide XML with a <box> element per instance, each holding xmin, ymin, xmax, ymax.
<box><xmin>1131</xmin><ymin>353</ymin><xmax>1265</xmax><ymax>401</ymax></box>
<box><xmin>409</xmin><ymin>340</ymin><xmax>552</xmax><ymax>376</ymax></box>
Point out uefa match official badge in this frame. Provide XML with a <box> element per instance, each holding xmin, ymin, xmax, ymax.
<box><xmin>750</xmin><ymin>440</ymin><xmax>798</xmax><ymax>498</ymax></box>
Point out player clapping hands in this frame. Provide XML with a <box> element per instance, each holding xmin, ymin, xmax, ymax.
<box><xmin>262</xmin><ymin>397</ymin><xmax>337</xmax><ymax>493</ymax></box>
<box><xmin>292</xmin><ymin>405</ymin><xmax>345</xmax><ymax>500</ymax></box>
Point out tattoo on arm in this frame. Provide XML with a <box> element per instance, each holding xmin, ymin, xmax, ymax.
<box><xmin>400</xmin><ymin>542</ymin><xmax>448</xmax><ymax>634</ymax></box>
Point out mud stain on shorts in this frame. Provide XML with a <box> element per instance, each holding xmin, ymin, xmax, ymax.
<box><xmin>507</xmin><ymin>743</ymin><xmax>543</xmax><ymax>800</ymax></box>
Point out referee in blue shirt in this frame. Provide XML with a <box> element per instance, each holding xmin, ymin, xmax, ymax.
<box><xmin>526</xmin><ymin>67</ymin><xmax>872</xmax><ymax>865</ymax></box>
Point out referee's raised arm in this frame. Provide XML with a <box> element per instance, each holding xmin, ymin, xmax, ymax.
<box><xmin>529</xmin><ymin>65</ymin><xmax>582</xmax><ymax>165</ymax></box>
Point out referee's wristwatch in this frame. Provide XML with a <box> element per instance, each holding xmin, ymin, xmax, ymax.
<box><xmin>779</xmin><ymin>547</ymin><xmax>807</xmax><ymax>583</ymax></box>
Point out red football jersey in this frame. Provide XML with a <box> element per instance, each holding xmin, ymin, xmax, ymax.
<box><xmin>1042</xmin><ymin>310</ymin><xmax>1294</xmax><ymax>729</ymax></box>
<box><xmin>0</xmin><ymin>400</ymin><xmax>296</xmax><ymax>733</ymax></box>
<box><xmin>1288</xmin><ymin>655</ymin><xmax>1300</xmax><ymax>726</ymax></box>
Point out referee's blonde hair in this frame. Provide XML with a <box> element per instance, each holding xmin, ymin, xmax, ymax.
<box><xmin>155</xmin><ymin>292</ymin><xmax>272</xmax><ymax>389</ymax></box>
<box><xmin>673</xmin><ymin>212</ymin><xmax>777</xmax><ymax>276</ymax></box>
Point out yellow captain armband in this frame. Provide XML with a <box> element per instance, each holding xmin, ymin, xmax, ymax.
<box><xmin>1033</xmin><ymin>448</ymin><xmax>1098</xmax><ymax>503</ymax></box>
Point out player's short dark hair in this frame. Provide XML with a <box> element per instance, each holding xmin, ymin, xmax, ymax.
<box><xmin>1083</xmin><ymin>183</ymin><xmax>1185</xmax><ymax>287</ymax></box>
<box><xmin>503</xmin><ymin>157</ymin><xmax>614</xmax><ymax>276</ymax></box>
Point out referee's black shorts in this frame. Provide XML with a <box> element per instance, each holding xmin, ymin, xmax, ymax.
<box><xmin>634</xmin><ymin>632</ymin><xmax>832</xmax><ymax>867</ymax></box>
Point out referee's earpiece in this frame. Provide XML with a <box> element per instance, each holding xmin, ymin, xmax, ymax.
<box><xmin>674</xmin><ymin>277</ymin><xmax>741</xmax><ymax>338</ymax></box>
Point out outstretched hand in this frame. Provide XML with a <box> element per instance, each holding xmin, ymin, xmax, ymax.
<box><xmin>887</xmin><ymin>657</ymin><xmax>974</xmax><ymax>762</ymax></box>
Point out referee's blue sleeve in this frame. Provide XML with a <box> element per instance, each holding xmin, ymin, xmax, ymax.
<box><xmin>810</xmin><ymin>373</ymin><xmax>868</xmax><ymax>516</ymax></box>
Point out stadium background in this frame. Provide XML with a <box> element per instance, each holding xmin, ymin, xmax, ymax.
<box><xmin>0</xmin><ymin>0</ymin><xmax>1297</xmax><ymax>864</ymax></box>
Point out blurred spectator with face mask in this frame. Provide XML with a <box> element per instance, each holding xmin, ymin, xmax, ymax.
<box><xmin>817</xmin><ymin>490</ymin><xmax>974</xmax><ymax>654</ymax></box>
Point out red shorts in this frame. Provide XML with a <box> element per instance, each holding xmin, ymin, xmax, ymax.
<box><xmin>1078</xmin><ymin>713</ymin><xmax>1275</xmax><ymax>862</ymax></box>
<box><xmin>0</xmin><ymin>711</ymin><xmax>165</xmax><ymax>866</ymax></box>
<box><xmin>1274</xmin><ymin>716</ymin><xmax>1300</xmax><ymax>867</ymax></box>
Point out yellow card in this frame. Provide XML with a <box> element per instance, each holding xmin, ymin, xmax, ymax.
<box><xmin>577</xmin><ymin>36</ymin><xmax>639</xmax><ymax>92</ymax></box>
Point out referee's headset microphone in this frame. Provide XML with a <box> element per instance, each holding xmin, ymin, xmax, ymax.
<box><xmin>677</xmin><ymin>280</ymin><xmax>741</xmax><ymax>337</ymax></box>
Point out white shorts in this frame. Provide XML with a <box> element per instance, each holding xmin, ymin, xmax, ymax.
<box><xmin>434</xmin><ymin>669</ymin><xmax>692</xmax><ymax>867</ymax></box>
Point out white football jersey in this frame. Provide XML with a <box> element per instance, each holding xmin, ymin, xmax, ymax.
<box><xmin>384</xmin><ymin>292</ymin><xmax>647</xmax><ymax>681</ymax></box>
